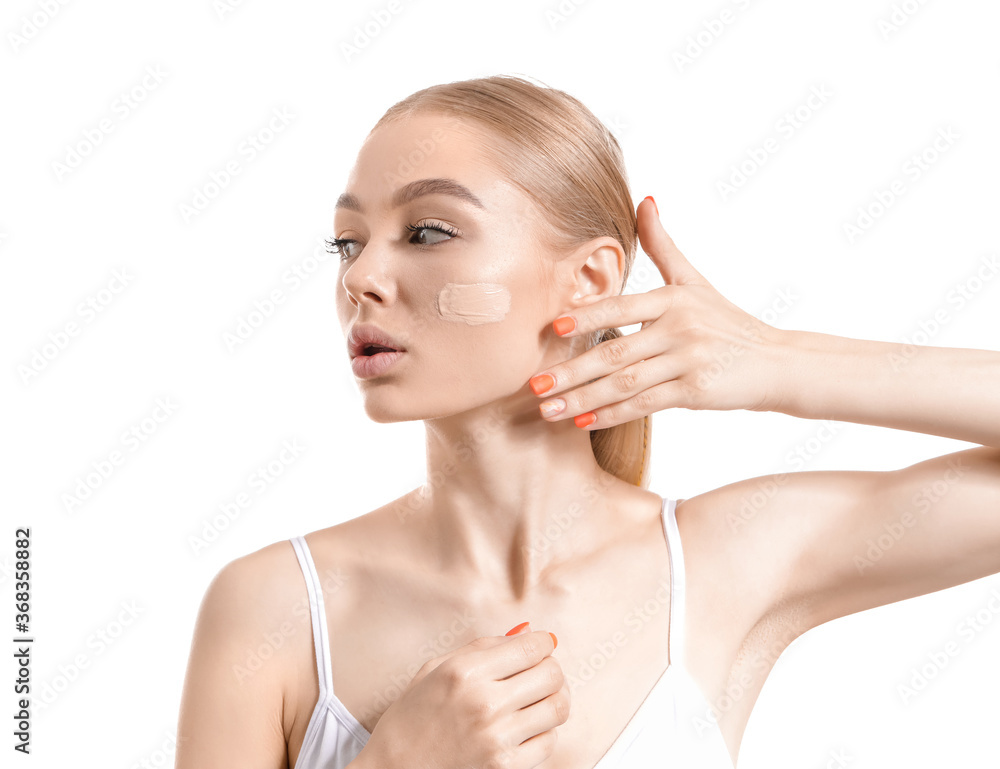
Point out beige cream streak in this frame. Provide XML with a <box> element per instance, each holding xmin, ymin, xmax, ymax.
<box><xmin>436</xmin><ymin>283</ymin><xmax>511</xmax><ymax>325</ymax></box>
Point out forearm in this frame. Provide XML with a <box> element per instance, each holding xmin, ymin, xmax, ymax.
<box><xmin>346</xmin><ymin>752</ymin><xmax>378</xmax><ymax>769</ymax></box>
<box><xmin>346</xmin><ymin>736</ymin><xmax>398</xmax><ymax>769</ymax></box>
<box><xmin>769</xmin><ymin>328</ymin><xmax>1000</xmax><ymax>448</ymax></box>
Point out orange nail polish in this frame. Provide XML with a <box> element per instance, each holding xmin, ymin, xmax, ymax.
<box><xmin>529</xmin><ymin>374</ymin><xmax>554</xmax><ymax>396</ymax></box>
<box><xmin>644</xmin><ymin>195</ymin><xmax>659</xmax><ymax>216</ymax></box>
<box><xmin>549</xmin><ymin>632</ymin><xmax>558</xmax><ymax>649</ymax></box>
<box><xmin>506</xmin><ymin>621</ymin><xmax>530</xmax><ymax>636</ymax></box>
<box><xmin>553</xmin><ymin>316</ymin><xmax>576</xmax><ymax>336</ymax></box>
<box><xmin>574</xmin><ymin>412</ymin><xmax>596</xmax><ymax>428</ymax></box>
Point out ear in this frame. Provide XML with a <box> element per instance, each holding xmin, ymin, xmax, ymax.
<box><xmin>563</xmin><ymin>237</ymin><xmax>625</xmax><ymax>306</ymax></box>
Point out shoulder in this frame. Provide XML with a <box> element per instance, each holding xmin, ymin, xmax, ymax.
<box><xmin>205</xmin><ymin>539</ymin><xmax>308</xmax><ymax>604</ymax></box>
<box><xmin>298</xmin><ymin>492</ymin><xmax>425</xmax><ymax>571</ymax></box>
<box><xmin>207</xmin><ymin>538</ymin><xmax>304</xmax><ymax>610</ymax></box>
<box><xmin>197</xmin><ymin>529</ymin><xmax>364</xmax><ymax>700</ymax></box>
<box><xmin>178</xmin><ymin>538</ymin><xmax>319</xmax><ymax>766</ymax></box>
<box><xmin>196</xmin><ymin>518</ymin><xmax>376</xmax><ymax>657</ymax></box>
<box><xmin>673</xmin><ymin>467</ymin><xmax>876</xmax><ymax>647</ymax></box>
<box><xmin>209</xmin><ymin>515</ymin><xmax>377</xmax><ymax>618</ymax></box>
<box><xmin>193</xmin><ymin>538</ymin><xmax>317</xmax><ymax>678</ymax></box>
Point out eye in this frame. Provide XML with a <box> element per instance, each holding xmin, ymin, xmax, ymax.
<box><xmin>327</xmin><ymin>220</ymin><xmax>460</xmax><ymax>263</ymax></box>
<box><xmin>326</xmin><ymin>236</ymin><xmax>360</xmax><ymax>261</ymax></box>
<box><xmin>405</xmin><ymin>220</ymin><xmax>459</xmax><ymax>246</ymax></box>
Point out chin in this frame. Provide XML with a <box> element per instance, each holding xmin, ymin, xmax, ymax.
<box><xmin>362</xmin><ymin>403</ymin><xmax>416</xmax><ymax>424</ymax></box>
<box><xmin>361</xmin><ymin>395</ymin><xmax>436</xmax><ymax>424</ymax></box>
<box><xmin>361</xmin><ymin>391</ymin><xmax>488</xmax><ymax>425</ymax></box>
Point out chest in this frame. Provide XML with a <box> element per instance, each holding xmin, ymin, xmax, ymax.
<box><xmin>288</xmin><ymin>550</ymin><xmax>693</xmax><ymax>768</ymax></box>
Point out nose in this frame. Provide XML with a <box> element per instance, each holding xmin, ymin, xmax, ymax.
<box><xmin>341</xmin><ymin>242</ymin><xmax>397</xmax><ymax>308</ymax></box>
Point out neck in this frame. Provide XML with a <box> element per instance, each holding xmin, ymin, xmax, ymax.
<box><xmin>407</xmin><ymin>390</ymin><xmax>634</xmax><ymax>601</ymax></box>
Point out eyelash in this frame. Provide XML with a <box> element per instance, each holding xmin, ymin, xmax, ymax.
<box><xmin>326</xmin><ymin>221</ymin><xmax>460</xmax><ymax>262</ymax></box>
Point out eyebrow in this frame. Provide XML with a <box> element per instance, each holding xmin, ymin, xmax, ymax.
<box><xmin>335</xmin><ymin>177</ymin><xmax>486</xmax><ymax>214</ymax></box>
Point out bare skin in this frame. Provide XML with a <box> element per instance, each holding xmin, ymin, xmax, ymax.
<box><xmin>280</xmin><ymin>480</ymin><xmax>774</xmax><ymax>769</ymax></box>
<box><xmin>175</xmin><ymin>111</ymin><xmax>1000</xmax><ymax>769</ymax></box>
<box><xmin>177</xmin><ymin>475</ymin><xmax>808</xmax><ymax>769</ymax></box>
<box><xmin>294</xmin><ymin>482</ymin><xmax>672</xmax><ymax>766</ymax></box>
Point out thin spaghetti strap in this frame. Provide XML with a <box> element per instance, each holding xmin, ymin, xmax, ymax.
<box><xmin>661</xmin><ymin>497</ymin><xmax>687</xmax><ymax>668</ymax></box>
<box><xmin>289</xmin><ymin>535</ymin><xmax>334</xmax><ymax>698</ymax></box>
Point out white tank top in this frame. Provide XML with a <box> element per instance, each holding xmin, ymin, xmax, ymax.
<box><xmin>289</xmin><ymin>496</ymin><xmax>734</xmax><ymax>768</ymax></box>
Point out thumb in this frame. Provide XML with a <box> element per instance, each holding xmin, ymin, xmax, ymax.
<box><xmin>637</xmin><ymin>196</ymin><xmax>706</xmax><ymax>286</ymax></box>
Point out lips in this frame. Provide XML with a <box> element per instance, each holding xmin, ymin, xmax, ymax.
<box><xmin>361</xmin><ymin>344</ymin><xmax>396</xmax><ymax>355</ymax></box>
<box><xmin>347</xmin><ymin>323</ymin><xmax>407</xmax><ymax>360</ymax></box>
<box><xmin>350</xmin><ymin>348</ymin><xmax>405</xmax><ymax>379</ymax></box>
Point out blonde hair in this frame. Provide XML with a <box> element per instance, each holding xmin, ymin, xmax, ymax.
<box><xmin>369</xmin><ymin>74</ymin><xmax>651</xmax><ymax>488</ymax></box>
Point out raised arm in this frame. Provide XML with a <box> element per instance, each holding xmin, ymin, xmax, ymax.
<box><xmin>680</xmin><ymin>444</ymin><xmax>1000</xmax><ymax>641</ymax></box>
<box><xmin>522</xmin><ymin>198</ymin><xmax>1000</xmax><ymax>633</ymax></box>
<box><xmin>725</xmin><ymin>328</ymin><xmax>1000</xmax><ymax>632</ymax></box>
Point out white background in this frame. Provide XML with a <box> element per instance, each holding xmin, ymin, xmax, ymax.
<box><xmin>2</xmin><ymin>1</ymin><xmax>999</xmax><ymax>767</ymax></box>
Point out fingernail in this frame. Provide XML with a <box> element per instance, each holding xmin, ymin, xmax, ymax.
<box><xmin>549</xmin><ymin>632</ymin><xmax>558</xmax><ymax>649</ymax></box>
<box><xmin>553</xmin><ymin>316</ymin><xmax>576</xmax><ymax>336</ymax></box>
<box><xmin>574</xmin><ymin>412</ymin><xmax>596</xmax><ymax>428</ymax></box>
<box><xmin>539</xmin><ymin>398</ymin><xmax>566</xmax><ymax>418</ymax></box>
<box><xmin>506</xmin><ymin>621</ymin><xmax>530</xmax><ymax>636</ymax></box>
<box><xmin>644</xmin><ymin>195</ymin><xmax>659</xmax><ymax>217</ymax></box>
<box><xmin>529</xmin><ymin>374</ymin><xmax>554</xmax><ymax>396</ymax></box>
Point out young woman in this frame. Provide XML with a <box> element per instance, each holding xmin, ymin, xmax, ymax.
<box><xmin>174</xmin><ymin>75</ymin><xmax>1000</xmax><ymax>769</ymax></box>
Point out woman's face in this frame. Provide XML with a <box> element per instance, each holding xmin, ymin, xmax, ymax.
<box><xmin>334</xmin><ymin>112</ymin><xmax>610</xmax><ymax>423</ymax></box>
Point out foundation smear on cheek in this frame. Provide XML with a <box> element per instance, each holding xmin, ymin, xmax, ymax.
<box><xmin>436</xmin><ymin>283</ymin><xmax>511</xmax><ymax>325</ymax></box>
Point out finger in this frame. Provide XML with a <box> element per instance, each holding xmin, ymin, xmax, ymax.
<box><xmin>412</xmin><ymin>632</ymin><xmax>518</xmax><ymax>684</ymax></box>
<box><xmin>529</xmin><ymin>320</ymin><xmax>671</xmax><ymax>400</ymax></box>
<box><xmin>498</xmin><ymin>654</ymin><xmax>564</xmax><ymax>710</ymax></box>
<box><xmin>573</xmin><ymin>380</ymin><xmax>690</xmax><ymax>431</ymax></box>
<box><xmin>637</xmin><ymin>196</ymin><xmax>706</xmax><ymax>287</ymax></box>
<box><xmin>542</xmin><ymin>286</ymin><xmax>674</xmax><ymax>345</ymax></box>
<box><xmin>469</xmin><ymin>630</ymin><xmax>557</xmax><ymax>683</ymax></box>
<box><xmin>513</xmin><ymin>730</ymin><xmax>559</xmax><ymax>769</ymax></box>
<box><xmin>502</xmin><ymin>660</ymin><xmax>570</xmax><ymax>747</ymax></box>
<box><xmin>537</xmin><ymin>355</ymin><xmax>682</xmax><ymax>427</ymax></box>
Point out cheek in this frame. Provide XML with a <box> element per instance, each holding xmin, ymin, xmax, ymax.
<box><xmin>430</xmin><ymin>281</ymin><xmax>544</xmax><ymax>385</ymax></box>
<box><xmin>435</xmin><ymin>282</ymin><xmax>511</xmax><ymax>325</ymax></box>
